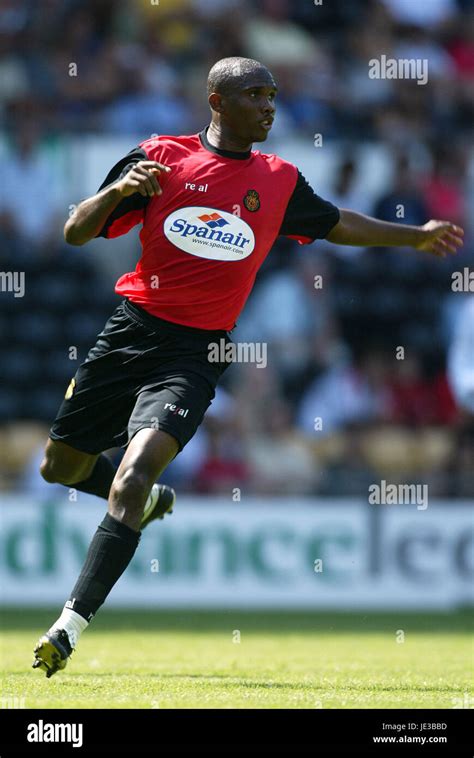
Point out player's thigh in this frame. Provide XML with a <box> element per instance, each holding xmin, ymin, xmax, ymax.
<box><xmin>127</xmin><ymin>371</ymin><xmax>221</xmax><ymax>457</ymax></box>
<box><xmin>41</xmin><ymin>438</ymin><xmax>99</xmax><ymax>483</ymax></box>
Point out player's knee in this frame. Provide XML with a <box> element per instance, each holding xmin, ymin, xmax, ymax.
<box><xmin>40</xmin><ymin>457</ymin><xmax>59</xmax><ymax>484</ymax></box>
<box><xmin>40</xmin><ymin>458</ymin><xmax>72</xmax><ymax>485</ymax></box>
<box><xmin>110</xmin><ymin>465</ymin><xmax>152</xmax><ymax>509</ymax></box>
<box><xmin>39</xmin><ymin>453</ymin><xmax>92</xmax><ymax>486</ymax></box>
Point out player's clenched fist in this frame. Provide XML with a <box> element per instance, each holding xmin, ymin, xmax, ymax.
<box><xmin>117</xmin><ymin>161</ymin><xmax>171</xmax><ymax>198</ymax></box>
<box><xmin>416</xmin><ymin>220</ymin><xmax>464</xmax><ymax>258</ymax></box>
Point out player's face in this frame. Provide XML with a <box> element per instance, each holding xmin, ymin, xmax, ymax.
<box><xmin>225</xmin><ymin>76</ymin><xmax>277</xmax><ymax>143</ymax></box>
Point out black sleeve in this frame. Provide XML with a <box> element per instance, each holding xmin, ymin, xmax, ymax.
<box><xmin>95</xmin><ymin>147</ymin><xmax>150</xmax><ymax>238</ymax></box>
<box><xmin>279</xmin><ymin>170</ymin><xmax>340</xmax><ymax>241</ymax></box>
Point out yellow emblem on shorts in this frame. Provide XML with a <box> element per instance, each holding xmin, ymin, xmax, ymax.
<box><xmin>65</xmin><ymin>378</ymin><xmax>76</xmax><ymax>399</ymax></box>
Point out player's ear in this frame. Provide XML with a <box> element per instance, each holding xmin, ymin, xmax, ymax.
<box><xmin>208</xmin><ymin>92</ymin><xmax>224</xmax><ymax>113</ymax></box>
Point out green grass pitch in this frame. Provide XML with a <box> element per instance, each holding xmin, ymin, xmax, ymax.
<box><xmin>1</xmin><ymin>609</ymin><xmax>472</xmax><ymax>709</ymax></box>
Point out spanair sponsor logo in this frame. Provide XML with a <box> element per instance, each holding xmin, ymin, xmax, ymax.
<box><xmin>164</xmin><ymin>206</ymin><xmax>255</xmax><ymax>261</ymax></box>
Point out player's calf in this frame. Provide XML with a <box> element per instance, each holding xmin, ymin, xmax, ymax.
<box><xmin>32</xmin><ymin>429</ymin><xmax>179</xmax><ymax>677</ymax></box>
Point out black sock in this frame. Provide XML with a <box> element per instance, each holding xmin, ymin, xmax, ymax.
<box><xmin>72</xmin><ymin>454</ymin><xmax>117</xmax><ymax>500</ymax></box>
<box><xmin>67</xmin><ymin>513</ymin><xmax>140</xmax><ymax>621</ymax></box>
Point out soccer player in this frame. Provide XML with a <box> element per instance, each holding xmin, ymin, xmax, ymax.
<box><xmin>33</xmin><ymin>57</ymin><xmax>464</xmax><ymax>677</ymax></box>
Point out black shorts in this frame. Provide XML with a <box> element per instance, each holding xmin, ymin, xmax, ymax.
<box><xmin>49</xmin><ymin>299</ymin><xmax>232</xmax><ymax>455</ymax></box>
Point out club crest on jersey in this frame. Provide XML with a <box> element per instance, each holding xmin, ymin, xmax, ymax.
<box><xmin>164</xmin><ymin>206</ymin><xmax>255</xmax><ymax>262</ymax></box>
<box><xmin>243</xmin><ymin>189</ymin><xmax>260</xmax><ymax>212</ymax></box>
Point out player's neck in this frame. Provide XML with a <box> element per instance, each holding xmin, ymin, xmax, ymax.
<box><xmin>207</xmin><ymin>122</ymin><xmax>252</xmax><ymax>154</ymax></box>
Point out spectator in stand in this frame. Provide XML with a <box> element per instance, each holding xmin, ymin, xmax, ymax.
<box><xmin>244</xmin><ymin>399</ymin><xmax>320</xmax><ymax>495</ymax></box>
<box><xmin>448</xmin><ymin>295</ymin><xmax>474</xmax><ymax>414</ymax></box>
<box><xmin>386</xmin><ymin>354</ymin><xmax>457</xmax><ymax>426</ymax></box>
<box><xmin>0</xmin><ymin>121</ymin><xmax>62</xmax><ymax>249</ymax></box>
<box><xmin>339</xmin><ymin>14</ymin><xmax>395</xmax><ymax>140</ymax></box>
<box><xmin>0</xmin><ymin>29</ymin><xmax>30</xmax><ymax>123</ymax></box>
<box><xmin>244</xmin><ymin>0</ymin><xmax>321</xmax><ymax>67</ymax></box>
<box><xmin>373</xmin><ymin>155</ymin><xmax>428</xmax><ymax>227</ymax></box>
<box><xmin>443</xmin><ymin>422</ymin><xmax>474</xmax><ymax>497</ymax></box>
<box><xmin>381</xmin><ymin>0</ymin><xmax>458</xmax><ymax>28</ymax></box>
<box><xmin>317</xmin><ymin>422</ymin><xmax>380</xmax><ymax>497</ymax></box>
<box><xmin>194</xmin><ymin>428</ymin><xmax>251</xmax><ymax>494</ymax></box>
<box><xmin>326</xmin><ymin>156</ymin><xmax>373</xmax><ymax>258</ymax></box>
<box><xmin>446</xmin><ymin>11</ymin><xmax>474</xmax><ymax>81</ymax></box>
<box><xmin>393</xmin><ymin>25</ymin><xmax>455</xmax><ymax>83</ymax></box>
<box><xmin>296</xmin><ymin>347</ymin><xmax>390</xmax><ymax>438</ymax></box>
<box><xmin>422</xmin><ymin>145</ymin><xmax>466</xmax><ymax>228</ymax></box>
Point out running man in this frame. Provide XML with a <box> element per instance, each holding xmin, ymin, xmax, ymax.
<box><xmin>33</xmin><ymin>57</ymin><xmax>464</xmax><ymax>677</ymax></box>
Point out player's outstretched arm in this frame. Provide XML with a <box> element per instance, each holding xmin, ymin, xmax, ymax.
<box><xmin>326</xmin><ymin>209</ymin><xmax>464</xmax><ymax>258</ymax></box>
<box><xmin>64</xmin><ymin>161</ymin><xmax>170</xmax><ymax>246</ymax></box>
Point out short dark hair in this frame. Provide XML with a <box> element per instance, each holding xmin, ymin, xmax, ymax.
<box><xmin>207</xmin><ymin>57</ymin><xmax>273</xmax><ymax>96</ymax></box>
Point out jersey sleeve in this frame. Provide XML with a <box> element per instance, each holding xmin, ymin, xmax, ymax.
<box><xmin>279</xmin><ymin>170</ymin><xmax>340</xmax><ymax>244</ymax></box>
<box><xmin>95</xmin><ymin>147</ymin><xmax>150</xmax><ymax>239</ymax></box>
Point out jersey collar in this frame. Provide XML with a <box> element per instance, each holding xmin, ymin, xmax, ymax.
<box><xmin>199</xmin><ymin>127</ymin><xmax>252</xmax><ymax>160</ymax></box>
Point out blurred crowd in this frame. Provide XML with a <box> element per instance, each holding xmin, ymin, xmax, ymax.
<box><xmin>0</xmin><ymin>0</ymin><xmax>473</xmax><ymax>141</ymax></box>
<box><xmin>0</xmin><ymin>0</ymin><xmax>473</xmax><ymax>498</ymax></box>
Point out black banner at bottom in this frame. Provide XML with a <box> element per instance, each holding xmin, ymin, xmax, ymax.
<box><xmin>0</xmin><ymin>708</ymin><xmax>472</xmax><ymax>755</ymax></box>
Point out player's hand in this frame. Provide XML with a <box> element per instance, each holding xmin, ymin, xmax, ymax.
<box><xmin>117</xmin><ymin>161</ymin><xmax>171</xmax><ymax>198</ymax></box>
<box><xmin>416</xmin><ymin>220</ymin><xmax>464</xmax><ymax>258</ymax></box>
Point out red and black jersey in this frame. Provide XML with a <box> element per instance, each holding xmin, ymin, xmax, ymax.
<box><xmin>96</xmin><ymin>127</ymin><xmax>340</xmax><ymax>331</ymax></box>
